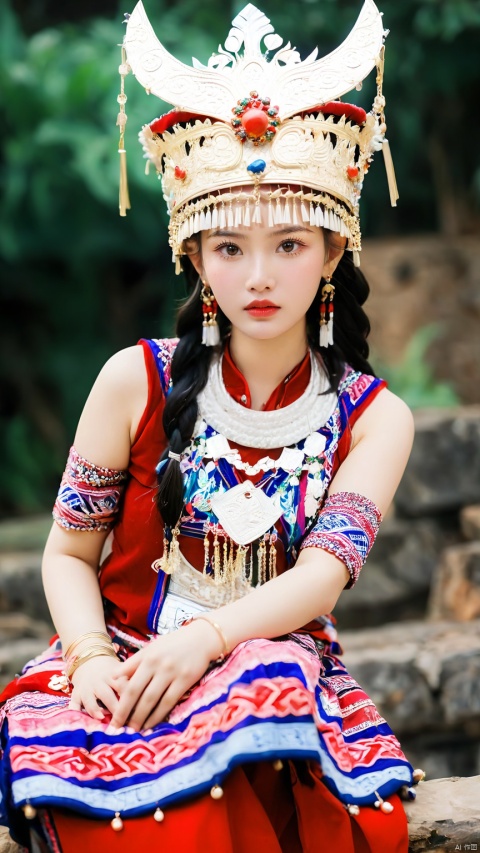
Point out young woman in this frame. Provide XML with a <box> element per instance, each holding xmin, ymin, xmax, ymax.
<box><xmin>0</xmin><ymin>2</ymin><xmax>423</xmax><ymax>851</ymax></box>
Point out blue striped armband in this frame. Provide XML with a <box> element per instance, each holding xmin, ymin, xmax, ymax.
<box><xmin>300</xmin><ymin>491</ymin><xmax>382</xmax><ymax>587</ymax></box>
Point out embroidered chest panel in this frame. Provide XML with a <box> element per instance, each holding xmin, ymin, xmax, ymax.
<box><xmin>145</xmin><ymin>339</ymin><xmax>381</xmax><ymax>566</ymax></box>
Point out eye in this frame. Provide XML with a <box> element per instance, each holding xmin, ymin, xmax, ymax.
<box><xmin>278</xmin><ymin>239</ymin><xmax>304</xmax><ymax>254</ymax></box>
<box><xmin>215</xmin><ymin>242</ymin><xmax>241</xmax><ymax>257</ymax></box>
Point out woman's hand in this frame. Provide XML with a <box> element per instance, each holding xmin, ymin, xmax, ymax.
<box><xmin>110</xmin><ymin>620</ymin><xmax>222</xmax><ymax>731</ymax></box>
<box><xmin>68</xmin><ymin>655</ymin><xmax>124</xmax><ymax>721</ymax></box>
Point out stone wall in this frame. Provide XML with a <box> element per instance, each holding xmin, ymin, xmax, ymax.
<box><xmin>362</xmin><ymin>234</ymin><xmax>480</xmax><ymax>405</ymax></box>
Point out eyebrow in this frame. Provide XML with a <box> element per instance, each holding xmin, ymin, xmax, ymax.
<box><xmin>206</xmin><ymin>226</ymin><xmax>313</xmax><ymax>239</ymax></box>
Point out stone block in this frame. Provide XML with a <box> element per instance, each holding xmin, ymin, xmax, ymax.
<box><xmin>405</xmin><ymin>775</ymin><xmax>480</xmax><ymax>851</ymax></box>
<box><xmin>0</xmin><ymin>516</ymin><xmax>51</xmax><ymax>553</ymax></box>
<box><xmin>428</xmin><ymin>542</ymin><xmax>480</xmax><ymax>622</ymax></box>
<box><xmin>394</xmin><ymin>407</ymin><xmax>480</xmax><ymax>517</ymax></box>
<box><xmin>341</xmin><ymin>620</ymin><xmax>480</xmax><ymax>736</ymax></box>
<box><xmin>0</xmin><ymin>827</ymin><xmax>21</xmax><ymax>853</ymax></box>
<box><xmin>334</xmin><ymin>517</ymin><xmax>459</xmax><ymax>629</ymax></box>
<box><xmin>460</xmin><ymin>504</ymin><xmax>480</xmax><ymax>540</ymax></box>
<box><xmin>0</xmin><ymin>552</ymin><xmax>50</xmax><ymax>621</ymax></box>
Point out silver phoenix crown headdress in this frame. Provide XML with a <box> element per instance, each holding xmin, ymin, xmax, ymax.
<box><xmin>118</xmin><ymin>1</ymin><xmax>398</xmax><ymax>270</ymax></box>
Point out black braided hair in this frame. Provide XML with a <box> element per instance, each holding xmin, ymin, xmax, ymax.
<box><xmin>156</xmin><ymin>235</ymin><xmax>375</xmax><ymax>527</ymax></box>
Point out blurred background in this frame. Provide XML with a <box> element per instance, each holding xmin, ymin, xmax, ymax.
<box><xmin>1</xmin><ymin>0</ymin><xmax>479</xmax><ymax>515</ymax></box>
<box><xmin>0</xmin><ymin>0</ymin><xmax>480</xmax><ymax>790</ymax></box>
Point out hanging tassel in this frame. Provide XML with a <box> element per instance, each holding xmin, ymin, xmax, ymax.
<box><xmin>319</xmin><ymin>278</ymin><xmax>335</xmax><ymax>347</ymax></box>
<box><xmin>213</xmin><ymin>529</ymin><xmax>221</xmax><ymax>583</ymax></box>
<box><xmin>319</xmin><ymin>322</ymin><xmax>329</xmax><ymax>348</ymax></box>
<box><xmin>353</xmin><ymin>249</ymin><xmax>361</xmax><ymax>267</ymax></box>
<box><xmin>292</xmin><ymin>199</ymin><xmax>298</xmax><ymax>225</ymax></box>
<box><xmin>203</xmin><ymin>528</ymin><xmax>210</xmax><ymax>574</ymax></box>
<box><xmin>327</xmin><ymin>307</ymin><xmax>334</xmax><ymax>346</ymax></box>
<box><xmin>257</xmin><ymin>537</ymin><xmax>267</xmax><ymax>585</ymax></box>
<box><xmin>168</xmin><ymin>525</ymin><xmax>181</xmax><ymax>575</ymax></box>
<box><xmin>268</xmin><ymin>196</ymin><xmax>274</xmax><ymax>227</ymax></box>
<box><xmin>235</xmin><ymin>545</ymin><xmax>248</xmax><ymax>583</ymax></box>
<box><xmin>117</xmin><ymin>47</ymin><xmax>131</xmax><ymax>217</ymax></box>
<box><xmin>269</xmin><ymin>534</ymin><xmax>277</xmax><ymax>579</ymax></box>
<box><xmin>118</xmin><ymin>148</ymin><xmax>131</xmax><ymax>217</ymax></box>
<box><xmin>382</xmin><ymin>139</ymin><xmax>399</xmax><ymax>207</ymax></box>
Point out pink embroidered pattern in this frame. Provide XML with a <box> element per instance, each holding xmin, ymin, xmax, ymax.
<box><xmin>300</xmin><ymin>491</ymin><xmax>382</xmax><ymax>587</ymax></box>
<box><xmin>52</xmin><ymin>447</ymin><xmax>128</xmax><ymax>532</ymax></box>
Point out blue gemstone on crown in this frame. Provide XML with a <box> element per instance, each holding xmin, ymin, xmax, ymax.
<box><xmin>247</xmin><ymin>159</ymin><xmax>266</xmax><ymax>174</ymax></box>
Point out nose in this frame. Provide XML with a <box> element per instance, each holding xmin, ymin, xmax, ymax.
<box><xmin>245</xmin><ymin>254</ymin><xmax>275</xmax><ymax>292</ymax></box>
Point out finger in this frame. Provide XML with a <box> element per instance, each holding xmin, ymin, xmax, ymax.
<box><xmin>68</xmin><ymin>695</ymin><xmax>82</xmax><ymax>712</ymax></box>
<box><xmin>125</xmin><ymin>677</ymin><xmax>169</xmax><ymax>732</ymax></box>
<box><xmin>94</xmin><ymin>683</ymin><xmax>121</xmax><ymax>718</ymax></box>
<box><xmin>142</xmin><ymin>681</ymin><xmax>189</xmax><ymax>730</ymax></box>
<box><xmin>111</xmin><ymin>654</ymin><xmax>142</xmax><ymax>680</ymax></box>
<box><xmin>109</xmin><ymin>673</ymin><xmax>129</xmax><ymax>695</ymax></box>
<box><xmin>110</xmin><ymin>671</ymin><xmax>154</xmax><ymax>729</ymax></box>
<box><xmin>81</xmin><ymin>693</ymin><xmax>106</xmax><ymax>721</ymax></box>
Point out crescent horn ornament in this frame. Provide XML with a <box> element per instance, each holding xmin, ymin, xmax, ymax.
<box><xmin>119</xmin><ymin>0</ymin><xmax>398</xmax><ymax>272</ymax></box>
<box><xmin>123</xmin><ymin>0</ymin><xmax>387</xmax><ymax>121</ymax></box>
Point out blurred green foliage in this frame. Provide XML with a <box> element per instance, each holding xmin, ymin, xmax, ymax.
<box><xmin>375</xmin><ymin>325</ymin><xmax>459</xmax><ymax>409</ymax></box>
<box><xmin>0</xmin><ymin>0</ymin><xmax>479</xmax><ymax>515</ymax></box>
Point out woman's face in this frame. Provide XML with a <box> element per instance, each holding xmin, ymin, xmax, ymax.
<box><xmin>197</xmin><ymin>202</ymin><xmax>333</xmax><ymax>345</ymax></box>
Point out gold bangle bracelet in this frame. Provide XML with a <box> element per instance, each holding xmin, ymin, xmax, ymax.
<box><xmin>65</xmin><ymin>642</ymin><xmax>116</xmax><ymax>673</ymax></box>
<box><xmin>193</xmin><ymin>616</ymin><xmax>229</xmax><ymax>663</ymax></box>
<box><xmin>64</xmin><ymin>631</ymin><xmax>112</xmax><ymax>661</ymax></box>
<box><xmin>66</xmin><ymin>646</ymin><xmax>118</xmax><ymax>679</ymax></box>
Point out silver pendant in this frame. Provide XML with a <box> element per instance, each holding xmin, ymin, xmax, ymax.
<box><xmin>210</xmin><ymin>480</ymin><xmax>282</xmax><ymax>545</ymax></box>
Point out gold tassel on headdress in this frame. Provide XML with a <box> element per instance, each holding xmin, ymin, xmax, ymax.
<box><xmin>382</xmin><ymin>139</ymin><xmax>399</xmax><ymax>207</ymax></box>
<box><xmin>376</xmin><ymin>46</ymin><xmax>399</xmax><ymax>208</ymax></box>
<box><xmin>117</xmin><ymin>47</ymin><xmax>131</xmax><ymax>217</ymax></box>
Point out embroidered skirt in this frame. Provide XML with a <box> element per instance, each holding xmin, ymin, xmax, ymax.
<box><xmin>0</xmin><ymin>627</ymin><xmax>413</xmax><ymax>849</ymax></box>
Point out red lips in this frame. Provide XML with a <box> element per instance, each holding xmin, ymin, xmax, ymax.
<box><xmin>244</xmin><ymin>299</ymin><xmax>280</xmax><ymax>318</ymax></box>
<box><xmin>245</xmin><ymin>300</ymin><xmax>279</xmax><ymax>309</ymax></box>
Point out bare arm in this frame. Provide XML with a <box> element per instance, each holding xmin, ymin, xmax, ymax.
<box><xmin>41</xmin><ymin>345</ymin><xmax>148</xmax><ymax>716</ymax></box>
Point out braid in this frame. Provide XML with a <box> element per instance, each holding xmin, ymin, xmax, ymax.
<box><xmin>155</xmin><ymin>257</ymin><xmax>224</xmax><ymax>527</ymax></box>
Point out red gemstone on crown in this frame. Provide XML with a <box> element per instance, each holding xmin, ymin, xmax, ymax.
<box><xmin>174</xmin><ymin>166</ymin><xmax>187</xmax><ymax>180</ymax></box>
<box><xmin>241</xmin><ymin>109</ymin><xmax>270</xmax><ymax>137</ymax></box>
<box><xmin>347</xmin><ymin>166</ymin><xmax>359</xmax><ymax>180</ymax></box>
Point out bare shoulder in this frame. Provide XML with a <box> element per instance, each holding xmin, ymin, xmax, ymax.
<box><xmin>73</xmin><ymin>345</ymin><xmax>149</xmax><ymax>468</ymax></box>
<box><xmin>332</xmin><ymin>388</ymin><xmax>415</xmax><ymax>515</ymax></box>
<box><xmin>353</xmin><ymin>386</ymin><xmax>414</xmax><ymax>439</ymax></box>
<box><xmin>95</xmin><ymin>344</ymin><xmax>148</xmax><ymax>395</ymax></box>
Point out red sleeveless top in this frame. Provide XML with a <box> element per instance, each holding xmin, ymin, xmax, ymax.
<box><xmin>99</xmin><ymin>340</ymin><xmax>386</xmax><ymax>641</ymax></box>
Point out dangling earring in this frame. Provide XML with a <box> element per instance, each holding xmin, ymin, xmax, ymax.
<box><xmin>201</xmin><ymin>280</ymin><xmax>220</xmax><ymax>347</ymax></box>
<box><xmin>319</xmin><ymin>277</ymin><xmax>335</xmax><ymax>347</ymax></box>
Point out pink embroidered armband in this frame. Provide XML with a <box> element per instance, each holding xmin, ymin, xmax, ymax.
<box><xmin>53</xmin><ymin>447</ymin><xmax>128</xmax><ymax>532</ymax></box>
<box><xmin>300</xmin><ymin>491</ymin><xmax>382</xmax><ymax>588</ymax></box>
